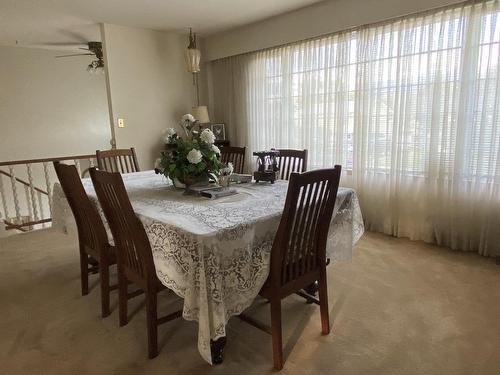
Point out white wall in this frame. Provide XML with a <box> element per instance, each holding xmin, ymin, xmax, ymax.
<box><xmin>0</xmin><ymin>28</ymin><xmax>200</xmax><ymax>229</ymax></box>
<box><xmin>102</xmin><ymin>23</ymin><xmax>200</xmax><ymax>170</ymax></box>
<box><xmin>205</xmin><ymin>0</ymin><xmax>464</xmax><ymax>60</ymax></box>
<box><xmin>0</xmin><ymin>46</ymin><xmax>110</xmax><ymax>161</ymax></box>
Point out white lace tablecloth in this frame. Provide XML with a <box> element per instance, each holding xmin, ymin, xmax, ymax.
<box><xmin>51</xmin><ymin>170</ymin><xmax>364</xmax><ymax>364</ymax></box>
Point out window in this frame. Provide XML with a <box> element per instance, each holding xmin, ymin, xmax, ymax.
<box><xmin>211</xmin><ymin>0</ymin><xmax>500</xmax><ymax>254</ymax></box>
<box><xmin>246</xmin><ymin>1</ymin><xmax>500</xmax><ymax>181</ymax></box>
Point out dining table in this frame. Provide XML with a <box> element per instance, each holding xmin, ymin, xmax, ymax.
<box><xmin>51</xmin><ymin>170</ymin><xmax>364</xmax><ymax>364</ymax></box>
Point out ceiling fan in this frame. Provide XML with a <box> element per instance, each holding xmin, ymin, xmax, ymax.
<box><xmin>55</xmin><ymin>41</ymin><xmax>104</xmax><ymax>73</ymax></box>
<box><xmin>16</xmin><ymin>40</ymin><xmax>104</xmax><ymax>73</ymax></box>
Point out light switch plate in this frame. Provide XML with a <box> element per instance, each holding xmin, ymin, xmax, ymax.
<box><xmin>117</xmin><ymin>118</ymin><xmax>125</xmax><ymax>128</ymax></box>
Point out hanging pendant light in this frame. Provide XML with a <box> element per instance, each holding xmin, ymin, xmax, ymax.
<box><xmin>185</xmin><ymin>28</ymin><xmax>201</xmax><ymax>74</ymax></box>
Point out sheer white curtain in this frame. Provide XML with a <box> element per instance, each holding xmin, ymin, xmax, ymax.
<box><xmin>210</xmin><ymin>0</ymin><xmax>500</xmax><ymax>256</ymax></box>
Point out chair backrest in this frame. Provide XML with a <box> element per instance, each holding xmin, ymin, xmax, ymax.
<box><xmin>270</xmin><ymin>166</ymin><xmax>341</xmax><ymax>288</ymax></box>
<box><xmin>89</xmin><ymin>168</ymin><xmax>155</xmax><ymax>288</ymax></box>
<box><xmin>220</xmin><ymin>146</ymin><xmax>246</xmax><ymax>174</ymax></box>
<box><xmin>96</xmin><ymin>148</ymin><xmax>140</xmax><ymax>173</ymax></box>
<box><xmin>53</xmin><ymin>162</ymin><xmax>108</xmax><ymax>254</ymax></box>
<box><xmin>276</xmin><ymin>149</ymin><xmax>308</xmax><ymax>180</ymax></box>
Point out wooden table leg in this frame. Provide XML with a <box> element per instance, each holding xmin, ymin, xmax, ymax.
<box><xmin>210</xmin><ymin>336</ymin><xmax>227</xmax><ymax>364</ymax></box>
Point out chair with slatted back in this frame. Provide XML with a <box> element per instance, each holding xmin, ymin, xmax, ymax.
<box><xmin>242</xmin><ymin>166</ymin><xmax>341</xmax><ymax>370</ymax></box>
<box><xmin>220</xmin><ymin>146</ymin><xmax>246</xmax><ymax>174</ymax></box>
<box><xmin>53</xmin><ymin>162</ymin><xmax>116</xmax><ymax>318</ymax></box>
<box><xmin>89</xmin><ymin>168</ymin><xmax>182</xmax><ymax>359</ymax></box>
<box><xmin>96</xmin><ymin>147</ymin><xmax>140</xmax><ymax>173</ymax></box>
<box><xmin>276</xmin><ymin>149</ymin><xmax>308</xmax><ymax>180</ymax></box>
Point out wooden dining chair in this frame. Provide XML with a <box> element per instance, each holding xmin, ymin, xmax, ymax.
<box><xmin>276</xmin><ymin>149</ymin><xmax>308</xmax><ymax>180</ymax></box>
<box><xmin>89</xmin><ymin>168</ymin><xmax>182</xmax><ymax>359</ymax></box>
<box><xmin>242</xmin><ymin>166</ymin><xmax>342</xmax><ymax>370</ymax></box>
<box><xmin>53</xmin><ymin>162</ymin><xmax>116</xmax><ymax>318</ymax></box>
<box><xmin>220</xmin><ymin>146</ymin><xmax>246</xmax><ymax>174</ymax></box>
<box><xmin>96</xmin><ymin>147</ymin><xmax>140</xmax><ymax>173</ymax></box>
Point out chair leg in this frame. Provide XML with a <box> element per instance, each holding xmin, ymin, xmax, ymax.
<box><xmin>80</xmin><ymin>251</ymin><xmax>89</xmax><ymax>296</ymax></box>
<box><xmin>318</xmin><ymin>271</ymin><xmax>330</xmax><ymax>335</ymax></box>
<box><xmin>118</xmin><ymin>266</ymin><xmax>128</xmax><ymax>326</ymax></box>
<box><xmin>270</xmin><ymin>298</ymin><xmax>283</xmax><ymax>370</ymax></box>
<box><xmin>146</xmin><ymin>291</ymin><xmax>158</xmax><ymax>359</ymax></box>
<box><xmin>99</xmin><ymin>257</ymin><xmax>111</xmax><ymax>318</ymax></box>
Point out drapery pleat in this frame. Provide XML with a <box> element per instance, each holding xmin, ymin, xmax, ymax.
<box><xmin>209</xmin><ymin>0</ymin><xmax>500</xmax><ymax>256</ymax></box>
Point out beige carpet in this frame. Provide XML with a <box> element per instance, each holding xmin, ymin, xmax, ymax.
<box><xmin>1</xmin><ymin>229</ymin><xmax>499</xmax><ymax>375</ymax></box>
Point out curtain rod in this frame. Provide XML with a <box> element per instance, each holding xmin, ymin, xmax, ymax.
<box><xmin>213</xmin><ymin>0</ymin><xmax>490</xmax><ymax>62</ymax></box>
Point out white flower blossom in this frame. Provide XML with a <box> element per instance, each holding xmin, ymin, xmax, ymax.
<box><xmin>211</xmin><ymin>144</ymin><xmax>221</xmax><ymax>154</ymax></box>
<box><xmin>187</xmin><ymin>149</ymin><xmax>203</xmax><ymax>164</ymax></box>
<box><xmin>163</xmin><ymin>128</ymin><xmax>176</xmax><ymax>143</ymax></box>
<box><xmin>200</xmin><ymin>128</ymin><xmax>216</xmax><ymax>144</ymax></box>
<box><xmin>182</xmin><ymin>114</ymin><xmax>196</xmax><ymax>123</ymax></box>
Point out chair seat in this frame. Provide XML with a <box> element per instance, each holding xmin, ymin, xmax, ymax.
<box><xmin>83</xmin><ymin>243</ymin><xmax>117</xmax><ymax>265</ymax></box>
<box><xmin>259</xmin><ymin>268</ymin><xmax>320</xmax><ymax>300</ymax></box>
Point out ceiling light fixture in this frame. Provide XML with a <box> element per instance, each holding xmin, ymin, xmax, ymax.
<box><xmin>186</xmin><ymin>28</ymin><xmax>201</xmax><ymax>106</ymax></box>
<box><xmin>186</xmin><ymin>28</ymin><xmax>201</xmax><ymax>74</ymax></box>
<box><xmin>87</xmin><ymin>58</ymin><xmax>105</xmax><ymax>74</ymax></box>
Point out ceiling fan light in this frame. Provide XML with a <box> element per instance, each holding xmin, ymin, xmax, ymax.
<box><xmin>87</xmin><ymin>59</ymin><xmax>105</xmax><ymax>74</ymax></box>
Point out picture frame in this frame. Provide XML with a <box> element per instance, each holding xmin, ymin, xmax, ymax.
<box><xmin>210</xmin><ymin>123</ymin><xmax>226</xmax><ymax>141</ymax></box>
<box><xmin>198</xmin><ymin>122</ymin><xmax>226</xmax><ymax>141</ymax></box>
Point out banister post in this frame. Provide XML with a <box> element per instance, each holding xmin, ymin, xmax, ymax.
<box><xmin>27</xmin><ymin>163</ymin><xmax>39</xmax><ymax>222</ymax></box>
<box><xmin>74</xmin><ymin>159</ymin><xmax>82</xmax><ymax>177</ymax></box>
<box><xmin>0</xmin><ymin>173</ymin><xmax>9</xmax><ymax>221</ymax></box>
<box><xmin>8</xmin><ymin>166</ymin><xmax>22</xmax><ymax>222</ymax></box>
<box><xmin>43</xmin><ymin>162</ymin><xmax>53</xmax><ymax>215</ymax></box>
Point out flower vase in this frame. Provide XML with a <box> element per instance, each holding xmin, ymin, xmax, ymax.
<box><xmin>172</xmin><ymin>176</ymin><xmax>209</xmax><ymax>189</ymax></box>
<box><xmin>172</xmin><ymin>178</ymin><xmax>186</xmax><ymax>189</ymax></box>
<box><xmin>219</xmin><ymin>175</ymin><xmax>230</xmax><ymax>188</ymax></box>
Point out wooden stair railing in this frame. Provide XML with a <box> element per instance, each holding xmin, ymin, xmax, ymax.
<box><xmin>0</xmin><ymin>170</ymin><xmax>49</xmax><ymax>195</ymax></box>
<box><xmin>0</xmin><ymin>154</ymin><xmax>96</xmax><ymax>233</ymax></box>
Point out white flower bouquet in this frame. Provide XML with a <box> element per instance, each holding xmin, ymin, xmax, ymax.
<box><xmin>157</xmin><ymin>114</ymin><xmax>222</xmax><ymax>187</ymax></box>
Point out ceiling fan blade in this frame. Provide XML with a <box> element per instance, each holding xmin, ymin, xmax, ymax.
<box><xmin>55</xmin><ymin>53</ymin><xmax>94</xmax><ymax>58</ymax></box>
<box><xmin>17</xmin><ymin>43</ymin><xmax>88</xmax><ymax>52</ymax></box>
<box><xmin>57</xmin><ymin>30</ymin><xmax>90</xmax><ymax>44</ymax></box>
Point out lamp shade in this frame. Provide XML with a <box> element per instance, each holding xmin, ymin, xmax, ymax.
<box><xmin>186</xmin><ymin>28</ymin><xmax>201</xmax><ymax>73</ymax></box>
<box><xmin>186</xmin><ymin>48</ymin><xmax>201</xmax><ymax>73</ymax></box>
<box><xmin>192</xmin><ymin>106</ymin><xmax>210</xmax><ymax>123</ymax></box>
